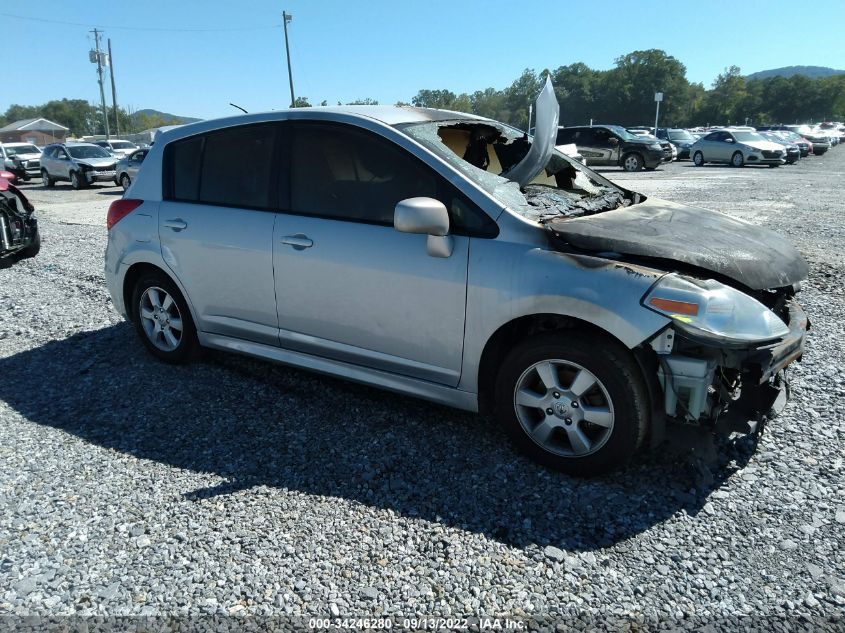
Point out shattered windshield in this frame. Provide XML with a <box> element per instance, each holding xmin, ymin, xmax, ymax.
<box><xmin>399</xmin><ymin>119</ymin><xmax>631</xmax><ymax>222</ymax></box>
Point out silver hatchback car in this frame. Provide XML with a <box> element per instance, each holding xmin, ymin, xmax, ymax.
<box><xmin>105</xmin><ymin>93</ymin><xmax>809</xmax><ymax>475</ymax></box>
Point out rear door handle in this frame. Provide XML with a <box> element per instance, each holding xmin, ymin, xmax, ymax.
<box><xmin>281</xmin><ymin>234</ymin><xmax>313</xmax><ymax>250</ymax></box>
<box><xmin>163</xmin><ymin>219</ymin><xmax>187</xmax><ymax>231</ymax></box>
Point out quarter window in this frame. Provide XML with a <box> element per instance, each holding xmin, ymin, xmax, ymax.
<box><xmin>168</xmin><ymin>136</ymin><xmax>203</xmax><ymax>201</ymax></box>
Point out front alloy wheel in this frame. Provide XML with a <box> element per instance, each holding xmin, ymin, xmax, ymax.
<box><xmin>494</xmin><ymin>331</ymin><xmax>648</xmax><ymax>475</ymax></box>
<box><xmin>731</xmin><ymin>151</ymin><xmax>744</xmax><ymax>168</ymax></box>
<box><xmin>693</xmin><ymin>151</ymin><xmax>704</xmax><ymax>166</ymax></box>
<box><xmin>70</xmin><ymin>171</ymin><xmax>84</xmax><ymax>189</ymax></box>
<box><xmin>513</xmin><ymin>360</ymin><xmax>614</xmax><ymax>458</ymax></box>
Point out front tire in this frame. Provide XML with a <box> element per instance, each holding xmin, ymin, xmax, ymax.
<box><xmin>41</xmin><ymin>169</ymin><xmax>54</xmax><ymax>188</ymax></box>
<box><xmin>16</xmin><ymin>229</ymin><xmax>41</xmax><ymax>260</ymax></box>
<box><xmin>70</xmin><ymin>171</ymin><xmax>85</xmax><ymax>190</ymax></box>
<box><xmin>731</xmin><ymin>151</ymin><xmax>744</xmax><ymax>168</ymax></box>
<box><xmin>131</xmin><ymin>272</ymin><xmax>199</xmax><ymax>363</ymax></box>
<box><xmin>493</xmin><ymin>331</ymin><xmax>649</xmax><ymax>476</ymax></box>
<box><xmin>693</xmin><ymin>151</ymin><xmax>704</xmax><ymax>166</ymax></box>
<box><xmin>622</xmin><ymin>153</ymin><xmax>643</xmax><ymax>172</ymax></box>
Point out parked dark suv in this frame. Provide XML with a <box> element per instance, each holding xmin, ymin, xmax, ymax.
<box><xmin>655</xmin><ymin>128</ymin><xmax>696</xmax><ymax>160</ymax></box>
<box><xmin>556</xmin><ymin>125</ymin><xmax>666</xmax><ymax>171</ymax></box>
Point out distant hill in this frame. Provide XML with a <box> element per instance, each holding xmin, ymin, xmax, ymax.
<box><xmin>746</xmin><ymin>66</ymin><xmax>845</xmax><ymax>81</ymax></box>
<box><xmin>134</xmin><ymin>109</ymin><xmax>201</xmax><ymax>124</ymax></box>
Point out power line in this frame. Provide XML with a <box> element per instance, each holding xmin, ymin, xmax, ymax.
<box><xmin>1</xmin><ymin>11</ymin><xmax>282</xmax><ymax>32</ymax></box>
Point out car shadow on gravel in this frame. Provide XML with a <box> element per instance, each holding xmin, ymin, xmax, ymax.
<box><xmin>0</xmin><ymin>325</ymin><xmax>754</xmax><ymax>551</ymax></box>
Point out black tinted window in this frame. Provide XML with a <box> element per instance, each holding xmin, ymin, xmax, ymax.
<box><xmin>199</xmin><ymin>124</ymin><xmax>275</xmax><ymax>208</ymax></box>
<box><xmin>556</xmin><ymin>129</ymin><xmax>576</xmax><ymax>144</ymax></box>
<box><xmin>168</xmin><ymin>137</ymin><xmax>203</xmax><ymax>201</ymax></box>
<box><xmin>291</xmin><ymin>124</ymin><xmax>437</xmax><ymax>224</ymax></box>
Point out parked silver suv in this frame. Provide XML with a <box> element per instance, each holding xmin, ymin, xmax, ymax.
<box><xmin>41</xmin><ymin>142</ymin><xmax>117</xmax><ymax>189</ymax></box>
<box><xmin>105</xmin><ymin>89</ymin><xmax>808</xmax><ymax>475</ymax></box>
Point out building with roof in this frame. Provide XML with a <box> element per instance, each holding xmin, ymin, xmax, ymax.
<box><xmin>0</xmin><ymin>118</ymin><xmax>70</xmax><ymax>145</ymax></box>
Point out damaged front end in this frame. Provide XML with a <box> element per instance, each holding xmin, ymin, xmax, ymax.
<box><xmin>0</xmin><ymin>175</ymin><xmax>40</xmax><ymax>260</ymax></box>
<box><xmin>642</xmin><ymin>277</ymin><xmax>809</xmax><ymax>439</ymax></box>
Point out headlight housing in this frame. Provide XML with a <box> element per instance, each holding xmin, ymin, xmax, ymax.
<box><xmin>649</xmin><ymin>143</ymin><xmax>663</xmax><ymax>150</ymax></box>
<box><xmin>642</xmin><ymin>275</ymin><xmax>789</xmax><ymax>345</ymax></box>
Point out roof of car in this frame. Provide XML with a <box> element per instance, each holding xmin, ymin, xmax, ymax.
<box><xmin>1</xmin><ymin>142</ymin><xmax>39</xmax><ymax>147</ymax></box>
<box><xmin>156</xmin><ymin>105</ymin><xmax>491</xmax><ymax>145</ymax></box>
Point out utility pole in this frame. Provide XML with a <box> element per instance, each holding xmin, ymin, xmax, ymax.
<box><xmin>282</xmin><ymin>11</ymin><xmax>295</xmax><ymax>107</ymax></box>
<box><xmin>90</xmin><ymin>28</ymin><xmax>110</xmax><ymax>139</ymax></box>
<box><xmin>108</xmin><ymin>38</ymin><xmax>120</xmax><ymax>136</ymax></box>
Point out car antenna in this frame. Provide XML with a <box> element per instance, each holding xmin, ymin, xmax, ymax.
<box><xmin>229</xmin><ymin>103</ymin><xmax>248</xmax><ymax>114</ymax></box>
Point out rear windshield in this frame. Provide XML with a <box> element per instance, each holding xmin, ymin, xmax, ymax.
<box><xmin>667</xmin><ymin>130</ymin><xmax>693</xmax><ymax>141</ymax></box>
<box><xmin>732</xmin><ymin>131</ymin><xmax>766</xmax><ymax>143</ymax></box>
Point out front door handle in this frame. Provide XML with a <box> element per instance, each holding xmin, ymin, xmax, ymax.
<box><xmin>163</xmin><ymin>219</ymin><xmax>188</xmax><ymax>231</ymax></box>
<box><xmin>281</xmin><ymin>234</ymin><xmax>313</xmax><ymax>250</ymax></box>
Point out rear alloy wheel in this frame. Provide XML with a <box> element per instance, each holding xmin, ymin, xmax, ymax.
<box><xmin>622</xmin><ymin>153</ymin><xmax>643</xmax><ymax>172</ymax></box>
<box><xmin>41</xmin><ymin>169</ymin><xmax>54</xmax><ymax>188</ymax></box>
<box><xmin>120</xmin><ymin>174</ymin><xmax>131</xmax><ymax>191</ymax></box>
<box><xmin>731</xmin><ymin>151</ymin><xmax>744</xmax><ymax>168</ymax></box>
<box><xmin>693</xmin><ymin>151</ymin><xmax>704</xmax><ymax>166</ymax></box>
<box><xmin>70</xmin><ymin>171</ymin><xmax>84</xmax><ymax>190</ymax></box>
<box><xmin>131</xmin><ymin>272</ymin><xmax>198</xmax><ymax>363</ymax></box>
<box><xmin>494</xmin><ymin>331</ymin><xmax>648</xmax><ymax>476</ymax></box>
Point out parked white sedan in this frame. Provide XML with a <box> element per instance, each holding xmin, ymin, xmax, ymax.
<box><xmin>691</xmin><ymin>129</ymin><xmax>786</xmax><ymax>167</ymax></box>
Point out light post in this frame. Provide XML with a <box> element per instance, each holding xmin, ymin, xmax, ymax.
<box><xmin>282</xmin><ymin>11</ymin><xmax>295</xmax><ymax>107</ymax></box>
<box><xmin>654</xmin><ymin>92</ymin><xmax>663</xmax><ymax>135</ymax></box>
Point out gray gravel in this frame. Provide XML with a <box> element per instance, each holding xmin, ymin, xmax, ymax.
<box><xmin>1</xmin><ymin>155</ymin><xmax>844</xmax><ymax>630</ymax></box>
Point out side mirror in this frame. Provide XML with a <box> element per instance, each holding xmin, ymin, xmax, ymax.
<box><xmin>394</xmin><ymin>197</ymin><xmax>453</xmax><ymax>258</ymax></box>
<box><xmin>609</xmin><ymin>137</ymin><xmax>619</xmax><ymax>145</ymax></box>
<box><xmin>725</xmin><ymin>138</ymin><xmax>734</xmax><ymax>143</ymax></box>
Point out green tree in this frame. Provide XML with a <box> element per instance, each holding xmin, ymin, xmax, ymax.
<box><xmin>603</xmin><ymin>49</ymin><xmax>690</xmax><ymax>126</ymax></box>
<box><xmin>701</xmin><ymin>66</ymin><xmax>748</xmax><ymax>125</ymax></box>
<box><xmin>346</xmin><ymin>98</ymin><xmax>379</xmax><ymax>105</ymax></box>
<box><xmin>292</xmin><ymin>97</ymin><xmax>311</xmax><ymax>108</ymax></box>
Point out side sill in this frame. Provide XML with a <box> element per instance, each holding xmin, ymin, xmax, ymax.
<box><xmin>199</xmin><ymin>332</ymin><xmax>479</xmax><ymax>413</ymax></box>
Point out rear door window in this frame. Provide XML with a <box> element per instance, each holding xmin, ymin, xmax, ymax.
<box><xmin>199</xmin><ymin>124</ymin><xmax>276</xmax><ymax>209</ymax></box>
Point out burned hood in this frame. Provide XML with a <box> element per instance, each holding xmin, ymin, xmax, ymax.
<box><xmin>546</xmin><ymin>198</ymin><xmax>809</xmax><ymax>290</ymax></box>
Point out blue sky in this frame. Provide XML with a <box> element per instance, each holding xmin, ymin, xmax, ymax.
<box><xmin>4</xmin><ymin>0</ymin><xmax>845</xmax><ymax>120</ymax></box>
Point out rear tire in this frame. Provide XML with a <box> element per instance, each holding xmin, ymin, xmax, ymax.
<box><xmin>120</xmin><ymin>174</ymin><xmax>131</xmax><ymax>191</ymax></box>
<box><xmin>493</xmin><ymin>331</ymin><xmax>649</xmax><ymax>476</ymax></box>
<box><xmin>131</xmin><ymin>272</ymin><xmax>199</xmax><ymax>364</ymax></box>
<box><xmin>622</xmin><ymin>153</ymin><xmax>643</xmax><ymax>172</ymax></box>
<box><xmin>693</xmin><ymin>151</ymin><xmax>704</xmax><ymax>166</ymax></box>
<box><xmin>41</xmin><ymin>169</ymin><xmax>54</xmax><ymax>188</ymax></box>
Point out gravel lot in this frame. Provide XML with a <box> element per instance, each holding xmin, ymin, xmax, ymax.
<box><xmin>1</xmin><ymin>154</ymin><xmax>844</xmax><ymax>630</ymax></box>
